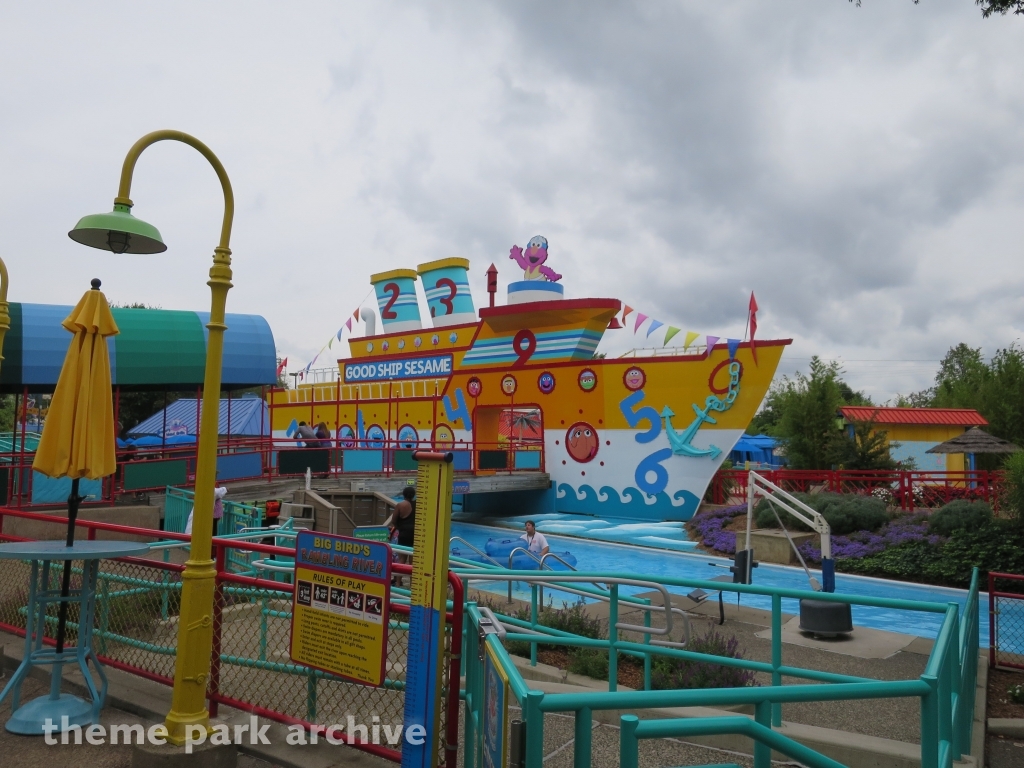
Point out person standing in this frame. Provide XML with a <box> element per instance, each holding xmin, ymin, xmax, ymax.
<box><xmin>521</xmin><ymin>520</ymin><xmax>549</xmax><ymax>556</ymax></box>
<box><xmin>393</xmin><ymin>486</ymin><xmax>416</xmax><ymax>549</ymax></box>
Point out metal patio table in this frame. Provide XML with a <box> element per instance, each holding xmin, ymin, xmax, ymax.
<box><xmin>0</xmin><ymin>540</ymin><xmax>150</xmax><ymax>734</ymax></box>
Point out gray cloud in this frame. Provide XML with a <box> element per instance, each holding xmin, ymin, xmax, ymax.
<box><xmin>0</xmin><ymin>1</ymin><xmax>1021</xmax><ymax>401</ymax></box>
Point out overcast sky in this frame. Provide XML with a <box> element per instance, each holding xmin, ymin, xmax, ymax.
<box><xmin>2</xmin><ymin>1</ymin><xmax>1022</xmax><ymax>402</ymax></box>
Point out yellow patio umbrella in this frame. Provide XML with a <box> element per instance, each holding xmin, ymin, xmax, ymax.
<box><xmin>32</xmin><ymin>278</ymin><xmax>119</xmax><ymax>653</ymax></box>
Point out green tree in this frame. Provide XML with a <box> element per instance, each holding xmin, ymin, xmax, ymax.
<box><xmin>774</xmin><ymin>357</ymin><xmax>851</xmax><ymax>469</ymax></box>
<box><xmin>850</xmin><ymin>1</ymin><xmax>1024</xmax><ymax>17</ymax></box>
<box><xmin>932</xmin><ymin>343</ymin><xmax>987</xmax><ymax>408</ymax></box>
<box><xmin>832</xmin><ymin>417</ymin><xmax>903</xmax><ymax>471</ymax></box>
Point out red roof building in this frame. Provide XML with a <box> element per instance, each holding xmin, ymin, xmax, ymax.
<box><xmin>838</xmin><ymin>407</ymin><xmax>988</xmax><ymax>471</ymax></box>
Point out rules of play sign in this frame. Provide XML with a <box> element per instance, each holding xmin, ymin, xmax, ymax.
<box><xmin>290</xmin><ymin>530</ymin><xmax>391</xmax><ymax>686</ymax></box>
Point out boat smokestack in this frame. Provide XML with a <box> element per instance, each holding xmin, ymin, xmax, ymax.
<box><xmin>361</xmin><ymin>307</ymin><xmax>377</xmax><ymax>337</ymax></box>
<box><xmin>369</xmin><ymin>269</ymin><xmax>422</xmax><ymax>333</ymax></box>
<box><xmin>417</xmin><ymin>257</ymin><xmax>476</xmax><ymax>327</ymax></box>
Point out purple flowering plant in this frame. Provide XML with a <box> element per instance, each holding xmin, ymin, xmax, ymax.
<box><xmin>692</xmin><ymin>505</ymin><xmax>946</xmax><ymax>564</ymax></box>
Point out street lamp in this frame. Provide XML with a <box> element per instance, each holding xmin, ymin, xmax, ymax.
<box><xmin>68</xmin><ymin>130</ymin><xmax>233</xmax><ymax>744</ymax></box>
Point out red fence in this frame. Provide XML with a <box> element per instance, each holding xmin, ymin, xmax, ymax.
<box><xmin>989</xmin><ymin>571</ymin><xmax>1024</xmax><ymax>670</ymax></box>
<box><xmin>0</xmin><ymin>506</ymin><xmax>462</xmax><ymax>766</ymax></box>
<box><xmin>707</xmin><ymin>468</ymin><xmax>1004</xmax><ymax>511</ymax></box>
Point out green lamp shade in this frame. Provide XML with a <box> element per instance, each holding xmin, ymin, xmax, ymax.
<box><xmin>68</xmin><ymin>204</ymin><xmax>166</xmax><ymax>254</ymax></box>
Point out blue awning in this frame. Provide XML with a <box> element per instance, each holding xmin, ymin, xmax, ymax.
<box><xmin>128</xmin><ymin>396</ymin><xmax>269</xmax><ymax>437</ymax></box>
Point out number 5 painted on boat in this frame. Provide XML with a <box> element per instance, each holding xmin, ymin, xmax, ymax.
<box><xmin>619</xmin><ymin>390</ymin><xmax>661</xmax><ymax>444</ymax></box>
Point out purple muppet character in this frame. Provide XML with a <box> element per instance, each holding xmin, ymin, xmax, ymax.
<box><xmin>509</xmin><ymin>235</ymin><xmax>562</xmax><ymax>282</ymax></box>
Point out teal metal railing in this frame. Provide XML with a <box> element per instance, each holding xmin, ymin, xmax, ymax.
<box><xmin>164</xmin><ymin>485</ymin><xmax>263</xmax><ymax>572</ymax></box>
<box><xmin>463</xmin><ymin>567</ymin><xmax>981</xmax><ymax>768</ymax></box>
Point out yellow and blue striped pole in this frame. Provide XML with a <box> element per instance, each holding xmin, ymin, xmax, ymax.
<box><xmin>401</xmin><ymin>451</ymin><xmax>454</xmax><ymax>768</ymax></box>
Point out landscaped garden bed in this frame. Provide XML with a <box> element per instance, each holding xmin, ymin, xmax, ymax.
<box><xmin>688</xmin><ymin>493</ymin><xmax>1024</xmax><ymax>589</ymax></box>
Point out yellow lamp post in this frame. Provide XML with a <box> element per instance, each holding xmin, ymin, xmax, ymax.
<box><xmin>68</xmin><ymin>130</ymin><xmax>233</xmax><ymax>743</ymax></box>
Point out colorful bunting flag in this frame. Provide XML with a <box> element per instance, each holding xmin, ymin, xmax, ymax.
<box><xmin>345</xmin><ymin>317</ymin><xmax>353</xmax><ymax>333</ymax></box>
<box><xmin>353</xmin><ymin>308</ymin><xmax>360</xmax><ymax>322</ymax></box>
<box><xmin>664</xmin><ymin>327</ymin><xmax>681</xmax><ymax>345</ymax></box>
<box><xmin>727</xmin><ymin>338</ymin><xmax>740</xmax><ymax>359</ymax></box>
<box><xmin>706</xmin><ymin>335</ymin><xmax>720</xmax><ymax>352</ymax></box>
<box><xmin>622</xmin><ymin>305</ymin><xmax>634</xmax><ymax>321</ymax></box>
<box><xmin>337</xmin><ymin>327</ymin><xmax>345</xmax><ymax>341</ymax></box>
<box><xmin>683</xmin><ymin>331</ymin><xmax>700</xmax><ymax>351</ymax></box>
<box><xmin>634</xmin><ymin>313</ymin><xmax>648</xmax><ymax>332</ymax></box>
<box><xmin>646</xmin><ymin>320</ymin><xmax>664</xmax><ymax>338</ymax></box>
<box><xmin>276</xmin><ymin>358</ymin><xmax>288</xmax><ymax>376</ymax></box>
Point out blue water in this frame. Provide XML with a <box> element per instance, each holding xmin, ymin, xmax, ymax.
<box><xmin>450</xmin><ymin>522</ymin><xmax>988</xmax><ymax>646</ymax></box>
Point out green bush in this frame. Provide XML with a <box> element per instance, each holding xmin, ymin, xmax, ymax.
<box><xmin>841</xmin><ymin>520</ymin><xmax>1024</xmax><ymax>588</ymax></box>
<box><xmin>483</xmin><ymin>597</ymin><xmax>603</xmax><ymax>657</ymax></box>
<box><xmin>928</xmin><ymin>500</ymin><xmax>993</xmax><ymax>536</ymax></box>
<box><xmin>755</xmin><ymin>492</ymin><xmax>888</xmax><ymax>535</ymax></box>
<box><xmin>567</xmin><ymin>647</ymin><xmax>610</xmax><ymax>679</ymax></box>
<box><xmin>651</xmin><ymin>627</ymin><xmax>757</xmax><ymax>690</ymax></box>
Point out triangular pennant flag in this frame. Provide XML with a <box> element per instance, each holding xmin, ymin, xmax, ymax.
<box><xmin>727</xmin><ymin>338</ymin><xmax>740</xmax><ymax>359</ymax></box>
<box><xmin>683</xmin><ymin>331</ymin><xmax>700</xmax><ymax>350</ymax></box>
<box><xmin>337</xmin><ymin>327</ymin><xmax>345</xmax><ymax>341</ymax></box>
<box><xmin>345</xmin><ymin>317</ymin><xmax>353</xmax><ymax>332</ymax></box>
<box><xmin>354</xmin><ymin>308</ymin><xmax>360</xmax><ymax>322</ymax></box>
<box><xmin>276</xmin><ymin>358</ymin><xmax>288</xmax><ymax>376</ymax></box>
<box><xmin>706</xmin><ymin>335</ymin><xmax>719</xmax><ymax>351</ymax></box>
<box><xmin>646</xmin><ymin>319</ymin><xmax>664</xmax><ymax>338</ymax></box>
<box><xmin>749</xmin><ymin>292</ymin><xmax>758</xmax><ymax>313</ymax></box>
<box><xmin>328</xmin><ymin>338</ymin><xmax>333</xmax><ymax>349</ymax></box>
<box><xmin>634</xmin><ymin>313</ymin><xmax>648</xmax><ymax>332</ymax></box>
<box><xmin>622</xmin><ymin>305</ymin><xmax>634</xmax><ymax>321</ymax></box>
<box><xmin>664</xmin><ymin>327</ymin><xmax>681</xmax><ymax>345</ymax></box>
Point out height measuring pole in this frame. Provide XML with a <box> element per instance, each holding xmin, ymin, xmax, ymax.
<box><xmin>401</xmin><ymin>451</ymin><xmax>455</xmax><ymax>768</ymax></box>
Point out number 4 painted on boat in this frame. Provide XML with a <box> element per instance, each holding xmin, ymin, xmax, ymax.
<box><xmin>619</xmin><ymin>390</ymin><xmax>660</xmax><ymax>444</ymax></box>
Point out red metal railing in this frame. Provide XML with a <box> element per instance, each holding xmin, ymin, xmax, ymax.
<box><xmin>989</xmin><ymin>571</ymin><xmax>1024</xmax><ymax>671</ymax></box>
<box><xmin>0</xmin><ymin>506</ymin><xmax>463</xmax><ymax>766</ymax></box>
<box><xmin>707</xmin><ymin>468</ymin><xmax>1005</xmax><ymax>512</ymax></box>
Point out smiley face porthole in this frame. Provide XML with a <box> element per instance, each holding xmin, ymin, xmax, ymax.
<box><xmin>578</xmin><ymin>368</ymin><xmax>598</xmax><ymax>392</ymax></box>
<box><xmin>467</xmin><ymin>377</ymin><xmax>482</xmax><ymax>398</ymax></box>
<box><xmin>565</xmin><ymin>422</ymin><xmax>599</xmax><ymax>463</ymax></box>
<box><xmin>537</xmin><ymin>371</ymin><xmax>556</xmax><ymax>394</ymax></box>
<box><xmin>623</xmin><ymin>366</ymin><xmax>646</xmax><ymax>391</ymax></box>
<box><xmin>501</xmin><ymin>375</ymin><xmax>517</xmax><ymax>396</ymax></box>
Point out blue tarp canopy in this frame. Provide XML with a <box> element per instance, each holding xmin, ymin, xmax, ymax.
<box><xmin>128</xmin><ymin>396</ymin><xmax>269</xmax><ymax>438</ymax></box>
<box><xmin>730</xmin><ymin>434</ymin><xmax>781</xmax><ymax>466</ymax></box>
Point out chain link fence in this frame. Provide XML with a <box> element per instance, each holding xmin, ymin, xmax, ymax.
<box><xmin>0</xmin><ymin>512</ymin><xmax>462</xmax><ymax>767</ymax></box>
<box><xmin>990</xmin><ymin>571</ymin><xmax>1024</xmax><ymax>670</ymax></box>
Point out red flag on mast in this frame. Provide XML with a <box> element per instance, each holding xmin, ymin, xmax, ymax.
<box><xmin>748</xmin><ymin>292</ymin><xmax>758</xmax><ymax>365</ymax></box>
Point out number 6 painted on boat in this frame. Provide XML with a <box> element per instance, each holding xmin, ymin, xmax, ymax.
<box><xmin>635</xmin><ymin>448</ymin><xmax>673</xmax><ymax>496</ymax></box>
<box><xmin>619</xmin><ymin>390</ymin><xmax>661</xmax><ymax>444</ymax></box>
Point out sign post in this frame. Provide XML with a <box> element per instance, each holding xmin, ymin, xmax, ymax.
<box><xmin>401</xmin><ymin>450</ymin><xmax>455</xmax><ymax>768</ymax></box>
<box><xmin>290</xmin><ymin>531</ymin><xmax>391</xmax><ymax>686</ymax></box>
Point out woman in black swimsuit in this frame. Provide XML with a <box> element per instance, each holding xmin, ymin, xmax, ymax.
<box><xmin>393</xmin><ymin>486</ymin><xmax>416</xmax><ymax>547</ymax></box>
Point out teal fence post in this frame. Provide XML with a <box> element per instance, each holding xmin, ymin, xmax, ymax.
<box><xmin>573</xmin><ymin>707</ymin><xmax>592</xmax><ymax>768</ymax></box>
<box><xmin>771</xmin><ymin>593</ymin><xmax>782</xmax><ymax>726</ymax></box>
<box><xmin>754</xmin><ymin>700</ymin><xmax>772</xmax><ymax>768</ymax></box>
<box><xmin>643</xmin><ymin>608</ymin><xmax>652</xmax><ymax>691</ymax></box>
<box><xmin>608</xmin><ymin>584</ymin><xmax>619</xmax><ymax>692</ymax></box>
<box><xmin>530</xmin><ymin>584</ymin><xmax>538</xmax><ymax>667</ymax></box>
<box><xmin>463</xmin><ymin>619</ymin><xmax>479</xmax><ymax>768</ymax></box>
<box><xmin>920</xmin><ymin>674</ymin><xmax>939</xmax><ymax>768</ymax></box>
<box><xmin>525</xmin><ymin>690</ymin><xmax>545</xmax><ymax>768</ymax></box>
<box><xmin>619</xmin><ymin>714</ymin><xmax>640</xmax><ymax>768</ymax></box>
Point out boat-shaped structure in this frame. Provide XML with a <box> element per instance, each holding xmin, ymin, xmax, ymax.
<box><xmin>269</xmin><ymin>247</ymin><xmax>789</xmax><ymax>521</ymax></box>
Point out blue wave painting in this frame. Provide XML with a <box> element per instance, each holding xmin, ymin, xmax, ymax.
<box><xmin>555</xmin><ymin>483</ymin><xmax>700</xmax><ymax>521</ymax></box>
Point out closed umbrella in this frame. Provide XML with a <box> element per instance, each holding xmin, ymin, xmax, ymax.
<box><xmin>32</xmin><ymin>278</ymin><xmax>119</xmax><ymax>654</ymax></box>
